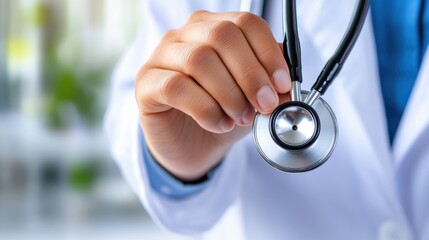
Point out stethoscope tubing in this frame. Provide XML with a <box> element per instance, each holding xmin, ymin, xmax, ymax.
<box><xmin>282</xmin><ymin>0</ymin><xmax>370</xmax><ymax>97</ymax></box>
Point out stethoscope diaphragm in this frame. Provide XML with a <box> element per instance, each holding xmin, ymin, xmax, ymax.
<box><xmin>253</xmin><ymin>91</ymin><xmax>337</xmax><ymax>172</ymax></box>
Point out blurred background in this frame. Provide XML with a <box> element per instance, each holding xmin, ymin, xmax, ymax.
<box><xmin>0</xmin><ymin>0</ymin><xmax>191</xmax><ymax>239</ymax></box>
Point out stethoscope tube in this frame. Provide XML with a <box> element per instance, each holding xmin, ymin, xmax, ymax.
<box><xmin>311</xmin><ymin>0</ymin><xmax>370</xmax><ymax>96</ymax></box>
<box><xmin>282</xmin><ymin>0</ymin><xmax>302</xmax><ymax>84</ymax></box>
<box><xmin>253</xmin><ymin>0</ymin><xmax>369</xmax><ymax>172</ymax></box>
<box><xmin>284</xmin><ymin>0</ymin><xmax>370</xmax><ymax>102</ymax></box>
<box><xmin>282</xmin><ymin>0</ymin><xmax>303</xmax><ymax>102</ymax></box>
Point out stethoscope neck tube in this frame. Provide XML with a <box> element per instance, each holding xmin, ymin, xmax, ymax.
<box><xmin>312</xmin><ymin>0</ymin><xmax>370</xmax><ymax>95</ymax></box>
<box><xmin>283</xmin><ymin>0</ymin><xmax>302</xmax><ymax>84</ymax></box>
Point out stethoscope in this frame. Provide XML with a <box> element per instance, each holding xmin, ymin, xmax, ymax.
<box><xmin>253</xmin><ymin>0</ymin><xmax>370</xmax><ymax>172</ymax></box>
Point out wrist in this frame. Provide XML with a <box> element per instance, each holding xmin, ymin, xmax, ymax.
<box><xmin>147</xmin><ymin>142</ymin><xmax>228</xmax><ymax>182</ymax></box>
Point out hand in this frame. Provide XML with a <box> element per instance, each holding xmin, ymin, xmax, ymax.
<box><xmin>135</xmin><ymin>11</ymin><xmax>291</xmax><ymax>181</ymax></box>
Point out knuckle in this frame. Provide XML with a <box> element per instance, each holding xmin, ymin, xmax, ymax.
<box><xmin>224</xmin><ymin>87</ymin><xmax>247</xmax><ymax>111</ymax></box>
<box><xmin>223</xmin><ymin>84</ymin><xmax>242</xmax><ymax>104</ymax></box>
<box><xmin>258</xmin><ymin>45</ymin><xmax>276</xmax><ymax>59</ymax></box>
<box><xmin>134</xmin><ymin>68</ymin><xmax>155</xmax><ymax>114</ymax></box>
<box><xmin>135</xmin><ymin>66</ymin><xmax>154</xmax><ymax>98</ymax></box>
<box><xmin>258</xmin><ymin>47</ymin><xmax>284</xmax><ymax>69</ymax></box>
<box><xmin>194</xmin><ymin>101</ymin><xmax>219</xmax><ymax>123</ymax></box>
<box><xmin>136</xmin><ymin>65</ymin><xmax>149</xmax><ymax>85</ymax></box>
<box><xmin>207</xmin><ymin>20</ymin><xmax>239</xmax><ymax>46</ymax></box>
<box><xmin>234</xmin><ymin>12</ymin><xmax>264</xmax><ymax>29</ymax></box>
<box><xmin>161</xmin><ymin>29</ymin><xmax>178</xmax><ymax>43</ymax></box>
<box><xmin>242</xmin><ymin>67</ymin><xmax>267</xmax><ymax>91</ymax></box>
<box><xmin>160</xmin><ymin>73</ymin><xmax>184</xmax><ymax>103</ymax></box>
<box><xmin>184</xmin><ymin>45</ymin><xmax>214</xmax><ymax>72</ymax></box>
<box><xmin>187</xmin><ymin>10</ymin><xmax>207</xmax><ymax>23</ymax></box>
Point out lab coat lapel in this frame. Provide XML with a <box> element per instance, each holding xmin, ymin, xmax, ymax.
<box><xmin>394</xmin><ymin>51</ymin><xmax>429</xmax><ymax>162</ymax></box>
<box><xmin>298</xmin><ymin>0</ymin><xmax>392</xmax><ymax>168</ymax></box>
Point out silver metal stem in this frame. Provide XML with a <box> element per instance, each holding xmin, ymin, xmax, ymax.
<box><xmin>304</xmin><ymin>89</ymin><xmax>321</xmax><ymax>107</ymax></box>
<box><xmin>290</xmin><ymin>81</ymin><xmax>302</xmax><ymax>102</ymax></box>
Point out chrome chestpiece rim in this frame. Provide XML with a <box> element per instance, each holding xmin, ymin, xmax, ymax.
<box><xmin>253</xmin><ymin>92</ymin><xmax>338</xmax><ymax>172</ymax></box>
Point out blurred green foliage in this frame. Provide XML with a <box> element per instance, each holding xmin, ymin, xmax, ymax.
<box><xmin>4</xmin><ymin>0</ymin><xmax>139</xmax><ymax>129</ymax></box>
<box><xmin>68</xmin><ymin>159</ymin><xmax>99</xmax><ymax>192</ymax></box>
<box><xmin>36</xmin><ymin>2</ymin><xmax>114</xmax><ymax>130</ymax></box>
<box><xmin>44</xmin><ymin>59</ymin><xmax>108</xmax><ymax>129</ymax></box>
<box><xmin>31</xmin><ymin>3</ymin><xmax>47</xmax><ymax>26</ymax></box>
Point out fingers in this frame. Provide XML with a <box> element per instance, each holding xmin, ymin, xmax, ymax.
<box><xmin>173</xmin><ymin>20</ymin><xmax>280</xmax><ymax>114</ymax></box>
<box><xmin>137</xmin><ymin>11</ymin><xmax>293</xmax><ymax>134</ymax></box>
<box><xmin>137</xmin><ymin>68</ymin><xmax>236</xmax><ymax>133</ymax></box>
<box><xmin>187</xmin><ymin>11</ymin><xmax>291</xmax><ymax>93</ymax></box>
<box><xmin>149</xmin><ymin>42</ymin><xmax>255</xmax><ymax>125</ymax></box>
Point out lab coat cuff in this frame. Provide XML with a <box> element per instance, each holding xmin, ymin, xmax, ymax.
<box><xmin>141</xmin><ymin>131</ymin><xmax>218</xmax><ymax>199</ymax></box>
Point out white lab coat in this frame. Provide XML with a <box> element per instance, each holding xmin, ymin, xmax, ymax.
<box><xmin>104</xmin><ymin>0</ymin><xmax>429</xmax><ymax>239</ymax></box>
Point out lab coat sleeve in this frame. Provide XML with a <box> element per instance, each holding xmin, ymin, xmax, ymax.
<box><xmin>141</xmin><ymin>132</ymin><xmax>216</xmax><ymax>199</ymax></box>
<box><xmin>104</xmin><ymin>0</ymin><xmax>248</xmax><ymax>234</ymax></box>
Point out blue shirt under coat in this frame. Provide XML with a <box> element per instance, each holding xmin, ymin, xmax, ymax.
<box><xmin>371</xmin><ymin>0</ymin><xmax>429</xmax><ymax>143</ymax></box>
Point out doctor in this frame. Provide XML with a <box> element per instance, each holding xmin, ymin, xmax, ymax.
<box><xmin>105</xmin><ymin>0</ymin><xmax>429</xmax><ymax>239</ymax></box>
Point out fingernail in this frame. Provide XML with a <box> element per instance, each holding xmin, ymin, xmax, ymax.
<box><xmin>218</xmin><ymin>116</ymin><xmax>234</xmax><ymax>132</ymax></box>
<box><xmin>273</xmin><ymin>69</ymin><xmax>291</xmax><ymax>93</ymax></box>
<box><xmin>256</xmin><ymin>85</ymin><xmax>278</xmax><ymax>112</ymax></box>
<box><xmin>241</xmin><ymin>105</ymin><xmax>255</xmax><ymax>125</ymax></box>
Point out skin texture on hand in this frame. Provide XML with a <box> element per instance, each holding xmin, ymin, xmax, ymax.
<box><xmin>135</xmin><ymin>11</ymin><xmax>291</xmax><ymax>181</ymax></box>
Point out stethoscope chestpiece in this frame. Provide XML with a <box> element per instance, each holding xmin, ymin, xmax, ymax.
<box><xmin>252</xmin><ymin>0</ymin><xmax>368</xmax><ymax>173</ymax></box>
<box><xmin>253</xmin><ymin>91</ymin><xmax>337</xmax><ymax>173</ymax></box>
